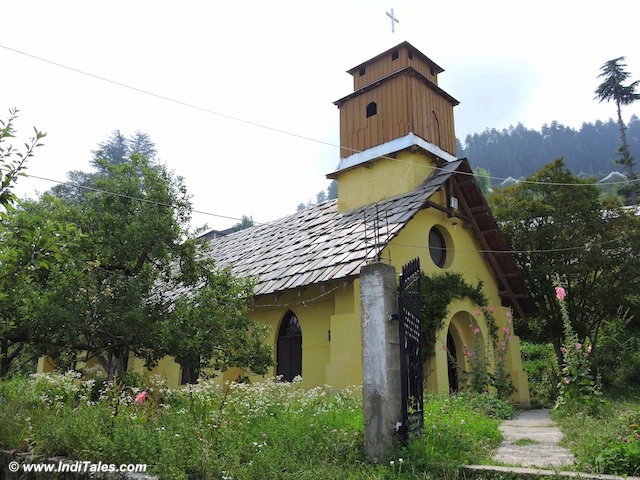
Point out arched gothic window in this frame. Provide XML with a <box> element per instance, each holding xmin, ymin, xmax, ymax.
<box><xmin>276</xmin><ymin>311</ymin><xmax>302</xmax><ymax>381</ymax></box>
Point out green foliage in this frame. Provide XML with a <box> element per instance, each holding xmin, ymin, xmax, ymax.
<box><xmin>594</xmin><ymin>437</ymin><xmax>640</xmax><ymax>476</ymax></box>
<box><xmin>298</xmin><ymin>181</ymin><xmax>337</xmax><ymax>212</ymax></box>
<box><xmin>49</xmin><ymin>129</ymin><xmax>158</xmax><ymax>202</ymax></box>
<box><xmin>11</xmin><ymin>136</ymin><xmax>273</xmax><ymax>382</ymax></box>
<box><xmin>460</xmin><ymin>315</ymin><xmax>492</xmax><ymax>395</ymax></box>
<box><xmin>398</xmin><ymin>393</ymin><xmax>503</xmax><ymax>474</ymax></box>
<box><xmin>491</xmin><ymin>159</ymin><xmax>640</xmax><ymax>374</ymax></box>
<box><xmin>520</xmin><ymin>342</ymin><xmax>558</xmax><ymax>407</ymax></box>
<box><xmin>513</xmin><ymin>438</ymin><xmax>539</xmax><ymax>446</ymax></box>
<box><xmin>595</xmin><ymin>56</ymin><xmax>640</xmax><ymax>203</ymax></box>
<box><xmin>595</xmin><ymin>57</ymin><xmax>640</xmax><ymax>109</ymax></box>
<box><xmin>0</xmin><ymin>109</ymin><xmax>54</xmax><ymax>376</ymax></box>
<box><xmin>490</xmin><ymin>318</ymin><xmax>516</xmax><ymax>400</ymax></box>
<box><xmin>557</xmin><ymin>395</ymin><xmax>640</xmax><ymax>476</ymax></box>
<box><xmin>447</xmin><ymin>310</ymin><xmax>514</xmax><ymax>398</ymax></box>
<box><xmin>0</xmin><ymin>197</ymin><xmax>79</xmax><ymax>376</ymax></box>
<box><xmin>458</xmin><ymin>117</ymin><xmax>640</xmax><ymax>190</ymax></box>
<box><xmin>167</xmin><ymin>264</ymin><xmax>272</xmax><ymax>379</ymax></box>
<box><xmin>0</xmin><ymin>108</ymin><xmax>46</xmax><ymax>209</ymax></box>
<box><xmin>420</xmin><ymin>272</ymin><xmax>486</xmax><ymax>356</ymax></box>
<box><xmin>421</xmin><ymin>273</ymin><xmax>514</xmax><ymax>398</ymax></box>
<box><xmin>473</xmin><ymin>167</ymin><xmax>491</xmax><ymax>196</ymax></box>
<box><xmin>0</xmin><ymin>373</ymin><xmax>509</xmax><ymax>479</ymax></box>
<box><xmin>554</xmin><ymin>288</ymin><xmax>605</xmax><ymax>417</ymax></box>
<box><xmin>593</xmin><ymin>309</ymin><xmax>640</xmax><ymax>390</ymax></box>
<box><xmin>232</xmin><ymin>214</ymin><xmax>254</xmax><ymax>231</ymax></box>
<box><xmin>463</xmin><ymin>392</ymin><xmax>515</xmax><ymax>420</ymax></box>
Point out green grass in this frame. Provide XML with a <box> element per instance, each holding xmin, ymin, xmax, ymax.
<box><xmin>555</xmin><ymin>393</ymin><xmax>640</xmax><ymax>477</ymax></box>
<box><xmin>512</xmin><ymin>438</ymin><xmax>540</xmax><ymax>446</ymax></box>
<box><xmin>0</xmin><ymin>372</ymin><xmax>512</xmax><ymax>480</ymax></box>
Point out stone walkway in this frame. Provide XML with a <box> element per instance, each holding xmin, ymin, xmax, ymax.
<box><xmin>493</xmin><ymin>408</ymin><xmax>574</xmax><ymax>468</ymax></box>
<box><xmin>466</xmin><ymin>409</ymin><xmax>640</xmax><ymax>479</ymax></box>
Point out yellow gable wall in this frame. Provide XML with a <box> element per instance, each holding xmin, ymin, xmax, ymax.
<box><xmin>381</xmin><ymin>206</ymin><xmax>530</xmax><ymax>406</ymax></box>
<box><xmin>336</xmin><ymin>149</ymin><xmax>437</xmax><ymax>212</ymax></box>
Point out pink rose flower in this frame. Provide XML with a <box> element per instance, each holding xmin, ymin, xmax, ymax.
<box><xmin>474</xmin><ymin>327</ymin><xmax>481</xmax><ymax>335</ymax></box>
<box><xmin>474</xmin><ymin>310</ymin><xmax>481</xmax><ymax>316</ymax></box>
<box><xmin>488</xmin><ymin>306</ymin><xmax>495</xmax><ymax>313</ymax></box>
<box><xmin>135</xmin><ymin>391</ymin><xmax>147</xmax><ymax>404</ymax></box>
<box><xmin>588</xmin><ymin>345</ymin><xmax>592</xmax><ymax>353</ymax></box>
<box><xmin>555</xmin><ymin>286</ymin><xmax>566</xmax><ymax>301</ymax></box>
<box><xmin>575</xmin><ymin>343</ymin><xmax>582</xmax><ymax>351</ymax></box>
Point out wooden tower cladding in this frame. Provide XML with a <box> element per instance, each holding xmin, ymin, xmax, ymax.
<box><xmin>334</xmin><ymin>41</ymin><xmax>459</xmax><ymax>158</ymax></box>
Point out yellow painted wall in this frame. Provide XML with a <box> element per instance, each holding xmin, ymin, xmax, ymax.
<box><xmin>380</xmin><ymin>199</ymin><xmax>530</xmax><ymax>407</ymax></box>
<box><xmin>336</xmin><ymin>150</ymin><xmax>438</xmax><ymax>212</ymax></box>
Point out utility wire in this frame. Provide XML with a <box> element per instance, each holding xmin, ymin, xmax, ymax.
<box><xmin>20</xmin><ymin>172</ymin><xmax>635</xmax><ymax>257</ymax></box>
<box><xmin>26</xmin><ymin>173</ymin><xmax>248</xmax><ymax>224</ymax></box>
<box><xmin>5</xmin><ymin>45</ymin><xmax>640</xmax><ymax>255</ymax></box>
<box><xmin>3</xmin><ymin>43</ymin><xmax>638</xmax><ymax>188</ymax></box>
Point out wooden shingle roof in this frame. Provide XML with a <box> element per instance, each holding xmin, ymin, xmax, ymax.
<box><xmin>205</xmin><ymin>158</ymin><xmax>536</xmax><ymax>318</ymax></box>
<box><xmin>207</xmin><ymin>161</ymin><xmax>461</xmax><ymax>297</ymax></box>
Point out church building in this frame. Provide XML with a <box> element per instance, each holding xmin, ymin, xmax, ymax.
<box><xmin>191</xmin><ymin>41</ymin><xmax>533</xmax><ymax>405</ymax></box>
<box><xmin>39</xmin><ymin>41</ymin><xmax>534</xmax><ymax>406</ymax></box>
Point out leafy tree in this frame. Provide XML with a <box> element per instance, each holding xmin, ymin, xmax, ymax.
<box><xmin>0</xmin><ymin>198</ymin><xmax>78</xmax><ymax>376</ymax></box>
<box><xmin>0</xmin><ymin>110</ymin><xmax>67</xmax><ymax>376</ymax></box>
<box><xmin>327</xmin><ymin>180</ymin><xmax>337</xmax><ymax>200</ymax></box>
<box><xmin>33</xmin><ymin>152</ymin><xmax>272</xmax><ymax>381</ymax></box>
<box><xmin>232</xmin><ymin>215</ymin><xmax>254</xmax><ymax>231</ymax></box>
<box><xmin>491</xmin><ymin>158</ymin><xmax>640</xmax><ymax>368</ymax></box>
<box><xmin>94</xmin><ymin>130</ymin><xmax>157</xmax><ymax>167</ymax></box>
<box><xmin>167</xmin><ymin>256</ymin><xmax>272</xmax><ymax>382</ymax></box>
<box><xmin>473</xmin><ymin>167</ymin><xmax>491</xmax><ymax>196</ymax></box>
<box><xmin>595</xmin><ymin>56</ymin><xmax>640</xmax><ymax>204</ymax></box>
<box><xmin>0</xmin><ymin>109</ymin><xmax>46</xmax><ymax>209</ymax></box>
<box><xmin>298</xmin><ymin>181</ymin><xmax>337</xmax><ymax>213</ymax></box>
<box><xmin>49</xmin><ymin>130</ymin><xmax>157</xmax><ymax>202</ymax></box>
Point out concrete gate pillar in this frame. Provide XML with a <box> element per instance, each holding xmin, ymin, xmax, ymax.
<box><xmin>360</xmin><ymin>263</ymin><xmax>402</xmax><ymax>462</ymax></box>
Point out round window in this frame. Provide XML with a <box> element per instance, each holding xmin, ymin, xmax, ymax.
<box><xmin>429</xmin><ymin>226</ymin><xmax>447</xmax><ymax>268</ymax></box>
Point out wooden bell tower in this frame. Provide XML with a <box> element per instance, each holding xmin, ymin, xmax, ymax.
<box><xmin>333</xmin><ymin>41</ymin><xmax>459</xmax><ymax>159</ymax></box>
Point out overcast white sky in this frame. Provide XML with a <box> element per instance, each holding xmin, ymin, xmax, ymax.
<box><xmin>3</xmin><ymin>0</ymin><xmax>640</xmax><ymax>231</ymax></box>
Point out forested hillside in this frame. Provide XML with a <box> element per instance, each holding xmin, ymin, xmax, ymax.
<box><xmin>302</xmin><ymin>116</ymin><xmax>640</xmax><ymax>210</ymax></box>
<box><xmin>457</xmin><ymin>115</ymin><xmax>640</xmax><ymax>182</ymax></box>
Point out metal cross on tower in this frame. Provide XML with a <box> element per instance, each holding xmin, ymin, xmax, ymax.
<box><xmin>386</xmin><ymin>8</ymin><xmax>399</xmax><ymax>33</ymax></box>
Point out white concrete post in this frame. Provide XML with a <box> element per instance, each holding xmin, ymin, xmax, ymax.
<box><xmin>360</xmin><ymin>263</ymin><xmax>402</xmax><ymax>462</ymax></box>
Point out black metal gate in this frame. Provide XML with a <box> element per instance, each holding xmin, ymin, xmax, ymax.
<box><xmin>398</xmin><ymin>258</ymin><xmax>424</xmax><ymax>444</ymax></box>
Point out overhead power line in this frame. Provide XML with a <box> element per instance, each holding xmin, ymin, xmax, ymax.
<box><xmin>26</xmin><ymin>173</ymin><xmax>250</xmax><ymax>225</ymax></box>
<box><xmin>3</xmin><ymin>43</ymin><xmax>638</xmax><ymax>188</ymax></box>
<box><xmin>21</xmin><ymin>173</ymin><xmax>636</xmax><ymax>257</ymax></box>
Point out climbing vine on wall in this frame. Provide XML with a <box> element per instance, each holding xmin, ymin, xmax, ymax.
<box><xmin>419</xmin><ymin>271</ymin><xmax>514</xmax><ymax>397</ymax></box>
<box><xmin>419</xmin><ymin>271</ymin><xmax>492</xmax><ymax>356</ymax></box>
